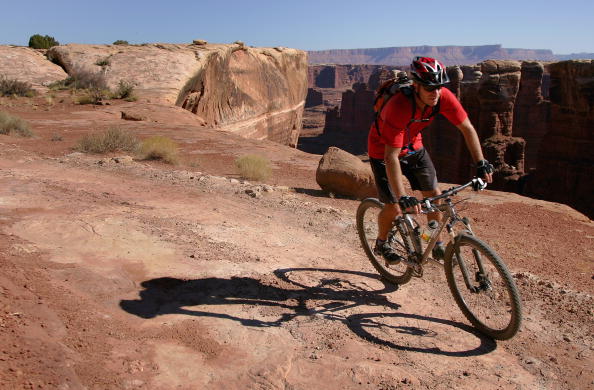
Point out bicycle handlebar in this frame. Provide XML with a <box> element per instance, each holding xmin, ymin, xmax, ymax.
<box><xmin>420</xmin><ymin>178</ymin><xmax>486</xmax><ymax>212</ymax></box>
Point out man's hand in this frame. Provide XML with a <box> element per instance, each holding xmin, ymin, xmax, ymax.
<box><xmin>476</xmin><ymin>159</ymin><xmax>494</xmax><ymax>183</ymax></box>
<box><xmin>398</xmin><ymin>195</ymin><xmax>421</xmax><ymax>214</ymax></box>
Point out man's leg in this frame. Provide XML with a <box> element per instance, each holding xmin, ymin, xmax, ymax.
<box><xmin>377</xmin><ymin>203</ymin><xmax>399</xmax><ymax>241</ymax></box>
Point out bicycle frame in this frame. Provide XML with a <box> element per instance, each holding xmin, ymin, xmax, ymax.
<box><xmin>394</xmin><ymin>179</ymin><xmax>486</xmax><ymax>288</ymax></box>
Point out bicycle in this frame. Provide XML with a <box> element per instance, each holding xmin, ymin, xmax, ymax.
<box><xmin>356</xmin><ymin>178</ymin><xmax>522</xmax><ymax>340</ymax></box>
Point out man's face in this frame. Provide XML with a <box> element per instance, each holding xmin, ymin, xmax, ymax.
<box><xmin>415</xmin><ymin>83</ymin><xmax>442</xmax><ymax>107</ymax></box>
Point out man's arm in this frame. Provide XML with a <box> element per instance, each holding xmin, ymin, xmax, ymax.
<box><xmin>384</xmin><ymin>145</ymin><xmax>405</xmax><ymax>199</ymax></box>
<box><xmin>456</xmin><ymin>118</ymin><xmax>493</xmax><ymax>183</ymax></box>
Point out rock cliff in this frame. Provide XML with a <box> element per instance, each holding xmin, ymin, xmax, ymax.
<box><xmin>528</xmin><ymin>60</ymin><xmax>594</xmax><ymax>218</ymax></box>
<box><xmin>308</xmin><ymin>64</ymin><xmax>390</xmax><ymax>89</ymax></box>
<box><xmin>1</xmin><ymin>43</ymin><xmax>307</xmax><ymax>146</ymax></box>
<box><xmin>305</xmin><ymin>59</ymin><xmax>593</xmax><ymax>216</ymax></box>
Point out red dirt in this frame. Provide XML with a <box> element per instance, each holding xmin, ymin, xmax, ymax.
<box><xmin>0</xmin><ymin>93</ymin><xmax>593</xmax><ymax>389</ymax></box>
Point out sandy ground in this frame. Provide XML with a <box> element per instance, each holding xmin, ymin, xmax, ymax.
<box><xmin>0</xmin><ymin>93</ymin><xmax>593</xmax><ymax>389</ymax></box>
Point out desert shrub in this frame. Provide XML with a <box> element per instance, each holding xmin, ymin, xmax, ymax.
<box><xmin>64</xmin><ymin>65</ymin><xmax>108</xmax><ymax>90</ymax></box>
<box><xmin>234</xmin><ymin>154</ymin><xmax>272</xmax><ymax>181</ymax></box>
<box><xmin>111</xmin><ymin>80</ymin><xmax>137</xmax><ymax>100</ymax></box>
<box><xmin>75</xmin><ymin>88</ymin><xmax>109</xmax><ymax>105</ymax></box>
<box><xmin>113</xmin><ymin>40</ymin><xmax>129</xmax><ymax>45</ymax></box>
<box><xmin>28</xmin><ymin>34</ymin><xmax>59</xmax><ymax>49</ymax></box>
<box><xmin>76</xmin><ymin>127</ymin><xmax>139</xmax><ymax>153</ymax></box>
<box><xmin>95</xmin><ymin>57</ymin><xmax>111</xmax><ymax>67</ymax></box>
<box><xmin>0</xmin><ymin>75</ymin><xmax>36</xmax><ymax>97</ymax></box>
<box><xmin>138</xmin><ymin>136</ymin><xmax>179</xmax><ymax>164</ymax></box>
<box><xmin>0</xmin><ymin>111</ymin><xmax>33</xmax><ymax>137</ymax></box>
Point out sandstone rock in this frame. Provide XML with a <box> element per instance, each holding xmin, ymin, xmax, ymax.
<box><xmin>45</xmin><ymin>43</ymin><xmax>307</xmax><ymax>146</ymax></box>
<box><xmin>0</xmin><ymin>46</ymin><xmax>67</xmax><ymax>90</ymax></box>
<box><xmin>305</xmin><ymin>88</ymin><xmax>323</xmax><ymax>107</ymax></box>
<box><xmin>478</xmin><ymin>60</ymin><xmax>525</xmax><ymax>189</ymax></box>
<box><xmin>308</xmin><ymin>65</ymin><xmax>390</xmax><ymax>89</ymax></box>
<box><xmin>513</xmin><ymin>62</ymin><xmax>550</xmax><ymax>170</ymax></box>
<box><xmin>192</xmin><ymin>40</ymin><xmax>208</xmax><ymax>46</ymax></box>
<box><xmin>316</xmin><ymin>147</ymin><xmax>376</xmax><ymax>199</ymax></box>
<box><xmin>121</xmin><ymin>110</ymin><xmax>147</xmax><ymax>121</ymax></box>
<box><xmin>529</xmin><ymin>60</ymin><xmax>594</xmax><ymax>218</ymax></box>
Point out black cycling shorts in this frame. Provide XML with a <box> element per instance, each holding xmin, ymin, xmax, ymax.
<box><xmin>369</xmin><ymin>148</ymin><xmax>438</xmax><ymax>204</ymax></box>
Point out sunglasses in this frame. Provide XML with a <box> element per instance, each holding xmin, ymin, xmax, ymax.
<box><xmin>421</xmin><ymin>85</ymin><xmax>442</xmax><ymax>92</ymax></box>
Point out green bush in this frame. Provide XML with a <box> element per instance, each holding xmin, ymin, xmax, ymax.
<box><xmin>234</xmin><ymin>154</ymin><xmax>272</xmax><ymax>181</ymax></box>
<box><xmin>28</xmin><ymin>34</ymin><xmax>59</xmax><ymax>49</ymax></box>
<box><xmin>0</xmin><ymin>75</ymin><xmax>36</xmax><ymax>97</ymax></box>
<box><xmin>138</xmin><ymin>136</ymin><xmax>179</xmax><ymax>164</ymax></box>
<box><xmin>0</xmin><ymin>111</ymin><xmax>33</xmax><ymax>137</ymax></box>
<box><xmin>76</xmin><ymin>127</ymin><xmax>139</xmax><ymax>153</ymax></box>
<box><xmin>113</xmin><ymin>40</ymin><xmax>129</xmax><ymax>45</ymax></box>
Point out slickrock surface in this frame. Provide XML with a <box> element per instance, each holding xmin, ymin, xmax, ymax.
<box><xmin>0</xmin><ymin>92</ymin><xmax>593</xmax><ymax>389</ymax></box>
<box><xmin>2</xmin><ymin>43</ymin><xmax>307</xmax><ymax>147</ymax></box>
<box><xmin>0</xmin><ymin>46</ymin><xmax>67</xmax><ymax>90</ymax></box>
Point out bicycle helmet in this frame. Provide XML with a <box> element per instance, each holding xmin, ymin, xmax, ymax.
<box><xmin>410</xmin><ymin>56</ymin><xmax>450</xmax><ymax>86</ymax></box>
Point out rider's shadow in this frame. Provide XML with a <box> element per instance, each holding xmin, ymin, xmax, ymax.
<box><xmin>120</xmin><ymin>268</ymin><xmax>495</xmax><ymax>356</ymax></box>
<box><xmin>120</xmin><ymin>269</ymin><xmax>396</xmax><ymax>327</ymax></box>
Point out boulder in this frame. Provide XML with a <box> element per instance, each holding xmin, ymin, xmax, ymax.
<box><xmin>316</xmin><ymin>147</ymin><xmax>376</xmax><ymax>199</ymax></box>
<box><xmin>0</xmin><ymin>46</ymin><xmax>67</xmax><ymax>90</ymax></box>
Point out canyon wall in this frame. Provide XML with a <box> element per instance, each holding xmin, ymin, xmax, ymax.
<box><xmin>311</xmin><ymin>60</ymin><xmax>592</xmax><ymax>216</ymax></box>
<box><xmin>308</xmin><ymin>64</ymin><xmax>391</xmax><ymax>89</ymax></box>
<box><xmin>528</xmin><ymin>60</ymin><xmax>594</xmax><ymax>218</ymax></box>
<box><xmin>1</xmin><ymin>43</ymin><xmax>307</xmax><ymax>146</ymax></box>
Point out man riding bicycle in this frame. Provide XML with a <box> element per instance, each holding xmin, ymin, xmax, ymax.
<box><xmin>368</xmin><ymin>56</ymin><xmax>494</xmax><ymax>265</ymax></box>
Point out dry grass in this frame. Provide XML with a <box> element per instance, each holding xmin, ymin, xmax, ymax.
<box><xmin>76</xmin><ymin>127</ymin><xmax>139</xmax><ymax>153</ymax></box>
<box><xmin>0</xmin><ymin>111</ymin><xmax>33</xmax><ymax>137</ymax></box>
<box><xmin>0</xmin><ymin>75</ymin><xmax>36</xmax><ymax>97</ymax></box>
<box><xmin>138</xmin><ymin>136</ymin><xmax>179</xmax><ymax>164</ymax></box>
<box><xmin>234</xmin><ymin>154</ymin><xmax>272</xmax><ymax>181</ymax></box>
<box><xmin>111</xmin><ymin>80</ymin><xmax>137</xmax><ymax>101</ymax></box>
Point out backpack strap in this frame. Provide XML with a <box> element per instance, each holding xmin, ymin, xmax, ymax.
<box><xmin>374</xmin><ymin>85</ymin><xmax>415</xmax><ymax>138</ymax></box>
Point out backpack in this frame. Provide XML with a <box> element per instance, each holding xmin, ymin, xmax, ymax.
<box><xmin>372</xmin><ymin>71</ymin><xmax>440</xmax><ymax>138</ymax></box>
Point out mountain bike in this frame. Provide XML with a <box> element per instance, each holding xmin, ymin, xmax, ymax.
<box><xmin>356</xmin><ymin>178</ymin><xmax>522</xmax><ymax>340</ymax></box>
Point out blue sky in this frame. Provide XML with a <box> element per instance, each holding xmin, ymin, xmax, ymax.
<box><xmin>2</xmin><ymin>0</ymin><xmax>593</xmax><ymax>54</ymax></box>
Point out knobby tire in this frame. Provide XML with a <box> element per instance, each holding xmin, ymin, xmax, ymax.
<box><xmin>444</xmin><ymin>234</ymin><xmax>522</xmax><ymax>340</ymax></box>
<box><xmin>356</xmin><ymin>198</ymin><xmax>413</xmax><ymax>285</ymax></box>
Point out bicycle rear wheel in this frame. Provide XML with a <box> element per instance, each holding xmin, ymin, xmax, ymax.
<box><xmin>356</xmin><ymin>198</ymin><xmax>413</xmax><ymax>285</ymax></box>
<box><xmin>444</xmin><ymin>234</ymin><xmax>522</xmax><ymax>340</ymax></box>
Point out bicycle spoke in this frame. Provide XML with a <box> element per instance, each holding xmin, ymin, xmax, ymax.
<box><xmin>445</xmin><ymin>235</ymin><xmax>521</xmax><ymax>340</ymax></box>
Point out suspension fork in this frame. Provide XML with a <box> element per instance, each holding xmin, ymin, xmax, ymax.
<box><xmin>458</xmin><ymin>217</ymin><xmax>490</xmax><ymax>288</ymax></box>
<box><xmin>447</xmin><ymin>213</ymin><xmax>485</xmax><ymax>293</ymax></box>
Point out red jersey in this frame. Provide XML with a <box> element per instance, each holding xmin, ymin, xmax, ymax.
<box><xmin>367</xmin><ymin>87</ymin><xmax>468</xmax><ymax>159</ymax></box>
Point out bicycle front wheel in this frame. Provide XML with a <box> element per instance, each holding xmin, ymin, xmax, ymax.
<box><xmin>444</xmin><ymin>234</ymin><xmax>522</xmax><ymax>340</ymax></box>
<box><xmin>356</xmin><ymin>198</ymin><xmax>413</xmax><ymax>285</ymax></box>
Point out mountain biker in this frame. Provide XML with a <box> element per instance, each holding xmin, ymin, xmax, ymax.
<box><xmin>367</xmin><ymin>56</ymin><xmax>494</xmax><ymax>264</ymax></box>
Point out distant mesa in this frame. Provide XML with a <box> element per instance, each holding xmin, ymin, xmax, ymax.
<box><xmin>307</xmin><ymin>44</ymin><xmax>594</xmax><ymax>65</ymax></box>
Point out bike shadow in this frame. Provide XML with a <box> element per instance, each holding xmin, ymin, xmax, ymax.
<box><xmin>120</xmin><ymin>267</ymin><xmax>495</xmax><ymax>356</ymax></box>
